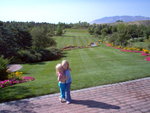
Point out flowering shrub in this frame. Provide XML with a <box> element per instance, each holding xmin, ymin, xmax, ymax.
<box><xmin>105</xmin><ymin>42</ymin><xmax>150</xmax><ymax>62</ymax></box>
<box><xmin>0</xmin><ymin>76</ymin><xmax>35</xmax><ymax>88</ymax></box>
<box><xmin>8</xmin><ymin>71</ymin><xmax>23</xmax><ymax>80</ymax></box>
<box><xmin>143</xmin><ymin>49</ymin><xmax>150</xmax><ymax>54</ymax></box>
<box><xmin>0</xmin><ymin>71</ymin><xmax>35</xmax><ymax>88</ymax></box>
<box><xmin>96</xmin><ymin>42</ymin><xmax>99</xmax><ymax>46</ymax></box>
<box><xmin>123</xmin><ymin>47</ymin><xmax>140</xmax><ymax>51</ymax></box>
<box><xmin>145</xmin><ymin>57</ymin><xmax>150</xmax><ymax>61</ymax></box>
<box><xmin>106</xmin><ymin>43</ymin><xmax>112</xmax><ymax>47</ymax></box>
<box><xmin>0</xmin><ymin>80</ymin><xmax>12</xmax><ymax>88</ymax></box>
<box><xmin>0</xmin><ymin>80</ymin><xmax>20</xmax><ymax>88</ymax></box>
<box><xmin>120</xmin><ymin>49</ymin><xmax>143</xmax><ymax>53</ymax></box>
<box><xmin>141</xmin><ymin>52</ymin><xmax>150</xmax><ymax>56</ymax></box>
<box><xmin>22</xmin><ymin>76</ymin><xmax>35</xmax><ymax>82</ymax></box>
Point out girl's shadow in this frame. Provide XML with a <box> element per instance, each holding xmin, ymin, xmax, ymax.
<box><xmin>71</xmin><ymin>99</ymin><xmax>121</xmax><ymax>109</ymax></box>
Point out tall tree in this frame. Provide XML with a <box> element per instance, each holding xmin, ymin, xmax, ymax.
<box><xmin>30</xmin><ymin>26</ymin><xmax>56</xmax><ymax>49</ymax></box>
<box><xmin>0</xmin><ymin>25</ymin><xmax>32</xmax><ymax>57</ymax></box>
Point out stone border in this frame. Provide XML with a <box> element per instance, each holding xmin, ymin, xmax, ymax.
<box><xmin>7</xmin><ymin>64</ymin><xmax>22</xmax><ymax>72</ymax></box>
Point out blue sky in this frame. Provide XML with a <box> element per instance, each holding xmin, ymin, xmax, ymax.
<box><xmin>0</xmin><ymin>0</ymin><xmax>150</xmax><ymax>23</ymax></box>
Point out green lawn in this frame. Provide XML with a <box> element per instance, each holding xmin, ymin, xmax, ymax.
<box><xmin>1</xmin><ymin>29</ymin><xmax>150</xmax><ymax>102</ymax></box>
<box><xmin>53</xmin><ymin>28</ymin><xmax>98</xmax><ymax>48</ymax></box>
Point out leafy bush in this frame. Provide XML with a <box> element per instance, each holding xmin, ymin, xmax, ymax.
<box><xmin>130</xmin><ymin>42</ymin><xmax>150</xmax><ymax>50</ymax></box>
<box><xmin>0</xmin><ymin>26</ymin><xmax>32</xmax><ymax>58</ymax></box>
<box><xmin>16</xmin><ymin>48</ymin><xmax>63</xmax><ymax>63</ymax></box>
<box><xmin>37</xmin><ymin>48</ymin><xmax>63</xmax><ymax>61</ymax></box>
<box><xmin>90</xmin><ymin>23</ymin><xmax>150</xmax><ymax>48</ymax></box>
<box><xmin>8</xmin><ymin>72</ymin><xmax>23</xmax><ymax>80</ymax></box>
<box><xmin>30</xmin><ymin>26</ymin><xmax>56</xmax><ymax>49</ymax></box>
<box><xmin>17</xmin><ymin>49</ymin><xmax>42</xmax><ymax>63</ymax></box>
<box><xmin>108</xmin><ymin>33</ymin><xmax>119</xmax><ymax>44</ymax></box>
<box><xmin>0</xmin><ymin>56</ymin><xmax>10</xmax><ymax>80</ymax></box>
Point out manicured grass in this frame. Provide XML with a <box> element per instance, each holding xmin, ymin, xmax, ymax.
<box><xmin>1</xmin><ymin>29</ymin><xmax>150</xmax><ymax>103</ymax></box>
<box><xmin>53</xmin><ymin>28</ymin><xmax>98</xmax><ymax>48</ymax></box>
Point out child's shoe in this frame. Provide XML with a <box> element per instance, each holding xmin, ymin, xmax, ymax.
<box><xmin>59</xmin><ymin>98</ymin><xmax>66</xmax><ymax>103</ymax></box>
<box><xmin>66</xmin><ymin>101</ymin><xmax>71</xmax><ymax>104</ymax></box>
<box><xmin>61</xmin><ymin>98</ymin><xmax>66</xmax><ymax>103</ymax></box>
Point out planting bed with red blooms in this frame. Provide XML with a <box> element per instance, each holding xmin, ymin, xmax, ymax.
<box><xmin>145</xmin><ymin>57</ymin><xmax>150</xmax><ymax>61</ymax></box>
<box><xmin>0</xmin><ymin>76</ymin><xmax>35</xmax><ymax>88</ymax></box>
<box><xmin>105</xmin><ymin>43</ymin><xmax>150</xmax><ymax>62</ymax></box>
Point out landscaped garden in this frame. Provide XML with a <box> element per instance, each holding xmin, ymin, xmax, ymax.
<box><xmin>0</xmin><ymin>28</ymin><xmax>150</xmax><ymax>103</ymax></box>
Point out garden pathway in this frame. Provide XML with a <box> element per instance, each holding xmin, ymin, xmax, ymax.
<box><xmin>0</xmin><ymin>77</ymin><xmax>150</xmax><ymax>113</ymax></box>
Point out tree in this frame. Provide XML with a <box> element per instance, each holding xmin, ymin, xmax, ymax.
<box><xmin>56</xmin><ymin>25</ymin><xmax>63</xmax><ymax>36</ymax></box>
<box><xmin>30</xmin><ymin>26</ymin><xmax>56</xmax><ymax>49</ymax></box>
<box><xmin>116</xmin><ymin>20</ymin><xmax>124</xmax><ymax>22</ymax></box>
<box><xmin>0</xmin><ymin>25</ymin><xmax>32</xmax><ymax>57</ymax></box>
<box><xmin>0</xmin><ymin>56</ymin><xmax>10</xmax><ymax>80</ymax></box>
<box><xmin>144</xmin><ymin>26</ymin><xmax>150</xmax><ymax>39</ymax></box>
<box><xmin>101</xmin><ymin>28</ymin><xmax>108</xmax><ymax>36</ymax></box>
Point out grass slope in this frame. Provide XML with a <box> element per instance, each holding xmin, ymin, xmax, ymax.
<box><xmin>1</xmin><ymin>29</ymin><xmax>150</xmax><ymax>102</ymax></box>
<box><xmin>53</xmin><ymin>29</ymin><xmax>98</xmax><ymax>48</ymax></box>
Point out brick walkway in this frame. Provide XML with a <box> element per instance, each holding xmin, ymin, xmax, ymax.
<box><xmin>0</xmin><ymin>77</ymin><xmax>150</xmax><ymax>113</ymax></box>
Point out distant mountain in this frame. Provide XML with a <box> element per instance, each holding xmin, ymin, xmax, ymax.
<box><xmin>127</xmin><ymin>20</ymin><xmax>150</xmax><ymax>26</ymax></box>
<box><xmin>109</xmin><ymin>20</ymin><xmax>150</xmax><ymax>26</ymax></box>
<box><xmin>90</xmin><ymin>16</ymin><xmax>150</xmax><ymax>24</ymax></box>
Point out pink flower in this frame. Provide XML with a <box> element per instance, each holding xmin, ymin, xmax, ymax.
<box><xmin>141</xmin><ymin>52</ymin><xmax>150</xmax><ymax>56</ymax></box>
<box><xmin>0</xmin><ymin>76</ymin><xmax>35</xmax><ymax>88</ymax></box>
<box><xmin>120</xmin><ymin>49</ymin><xmax>142</xmax><ymax>53</ymax></box>
<box><xmin>22</xmin><ymin>76</ymin><xmax>35</xmax><ymax>81</ymax></box>
<box><xmin>145</xmin><ymin>57</ymin><xmax>150</xmax><ymax>61</ymax></box>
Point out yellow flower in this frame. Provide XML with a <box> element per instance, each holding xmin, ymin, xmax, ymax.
<box><xmin>145</xmin><ymin>50</ymin><xmax>149</xmax><ymax>53</ymax></box>
<box><xmin>15</xmin><ymin>72</ymin><xmax>20</xmax><ymax>76</ymax></box>
<box><xmin>15</xmin><ymin>71</ymin><xmax>23</xmax><ymax>76</ymax></box>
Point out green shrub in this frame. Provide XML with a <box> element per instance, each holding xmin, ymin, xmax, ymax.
<box><xmin>8</xmin><ymin>71</ymin><xmax>23</xmax><ymax>80</ymax></box>
<box><xmin>130</xmin><ymin>42</ymin><xmax>150</xmax><ymax>50</ymax></box>
<box><xmin>0</xmin><ymin>56</ymin><xmax>10</xmax><ymax>80</ymax></box>
<box><xmin>17</xmin><ymin>49</ymin><xmax>42</xmax><ymax>63</ymax></box>
<box><xmin>48</xmin><ymin>47</ymin><xmax>63</xmax><ymax>59</ymax></box>
<box><xmin>37</xmin><ymin>48</ymin><xmax>63</xmax><ymax>61</ymax></box>
<box><xmin>16</xmin><ymin>48</ymin><xmax>63</xmax><ymax>63</ymax></box>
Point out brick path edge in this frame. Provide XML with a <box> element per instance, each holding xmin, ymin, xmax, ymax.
<box><xmin>1</xmin><ymin>77</ymin><xmax>149</xmax><ymax>104</ymax></box>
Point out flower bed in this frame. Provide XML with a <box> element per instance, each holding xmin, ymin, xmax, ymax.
<box><xmin>120</xmin><ymin>49</ymin><xmax>143</xmax><ymax>53</ymax></box>
<box><xmin>61</xmin><ymin>41</ymin><xmax>100</xmax><ymax>51</ymax></box>
<box><xmin>62</xmin><ymin>45</ymin><xmax>90</xmax><ymax>51</ymax></box>
<box><xmin>105</xmin><ymin>43</ymin><xmax>150</xmax><ymax>62</ymax></box>
<box><xmin>106</xmin><ymin>43</ymin><xmax>112</xmax><ymax>47</ymax></box>
<box><xmin>0</xmin><ymin>76</ymin><xmax>35</xmax><ymax>88</ymax></box>
<box><xmin>141</xmin><ymin>52</ymin><xmax>150</xmax><ymax>56</ymax></box>
<box><xmin>22</xmin><ymin>76</ymin><xmax>35</xmax><ymax>82</ymax></box>
<box><xmin>145</xmin><ymin>57</ymin><xmax>150</xmax><ymax>61</ymax></box>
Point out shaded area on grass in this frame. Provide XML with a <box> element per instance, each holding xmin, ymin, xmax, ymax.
<box><xmin>0</xmin><ymin>86</ymin><xmax>31</xmax><ymax>103</ymax></box>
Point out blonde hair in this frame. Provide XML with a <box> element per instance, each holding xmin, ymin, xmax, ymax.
<box><xmin>55</xmin><ymin>63</ymin><xmax>63</xmax><ymax>73</ymax></box>
<box><xmin>62</xmin><ymin>60</ymin><xmax>70</xmax><ymax>70</ymax></box>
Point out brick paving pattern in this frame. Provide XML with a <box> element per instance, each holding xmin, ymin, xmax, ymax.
<box><xmin>0</xmin><ymin>77</ymin><xmax>150</xmax><ymax>113</ymax></box>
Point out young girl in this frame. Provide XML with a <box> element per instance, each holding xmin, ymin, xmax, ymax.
<box><xmin>62</xmin><ymin>60</ymin><xmax>72</xmax><ymax>104</ymax></box>
<box><xmin>55</xmin><ymin>63</ymin><xmax>67</xmax><ymax>103</ymax></box>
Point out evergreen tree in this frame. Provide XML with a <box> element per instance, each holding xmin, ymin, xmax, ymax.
<box><xmin>31</xmin><ymin>26</ymin><xmax>56</xmax><ymax>49</ymax></box>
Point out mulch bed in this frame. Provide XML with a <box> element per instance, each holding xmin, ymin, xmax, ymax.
<box><xmin>61</xmin><ymin>45</ymin><xmax>90</xmax><ymax>51</ymax></box>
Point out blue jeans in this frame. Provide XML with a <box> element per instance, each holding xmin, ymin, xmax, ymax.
<box><xmin>58</xmin><ymin>82</ymin><xmax>66</xmax><ymax>99</ymax></box>
<box><xmin>65</xmin><ymin>82</ymin><xmax>72</xmax><ymax>102</ymax></box>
